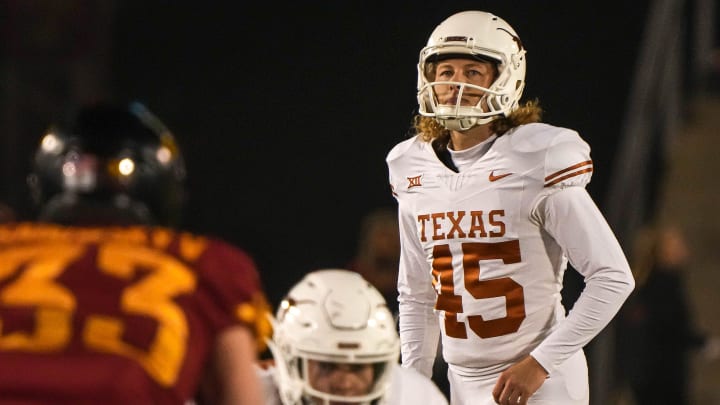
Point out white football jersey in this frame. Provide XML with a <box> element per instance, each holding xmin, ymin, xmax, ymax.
<box><xmin>387</xmin><ymin>123</ymin><xmax>634</xmax><ymax>377</ymax></box>
<box><xmin>256</xmin><ymin>363</ymin><xmax>448</xmax><ymax>405</ymax></box>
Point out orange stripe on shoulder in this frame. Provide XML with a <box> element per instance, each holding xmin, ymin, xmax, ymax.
<box><xmin>544</xmin><ymin>167</ymin><xmax>593</xmax><ymax>187</ymax></box>
<box><xmin>545</xmin><ymin>160</ymin><xmax>593</xmax><ymax>182</ymax></box>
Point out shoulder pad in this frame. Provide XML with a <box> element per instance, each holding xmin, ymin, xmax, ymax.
<box><xmin>542</xmin><ymin>127</ymin><xmax>592</xmax><ymax>188</ymax></box>
<box><xmin>386</xmin><ymin>135</ymin><xmax>424</xmax><ymax>163</ymax></box>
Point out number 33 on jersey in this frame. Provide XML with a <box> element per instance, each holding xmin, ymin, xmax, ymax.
<box><xmin>0</xmin><ymin>223</ymin><xmax>271</xmax><ymax>400</ymax></box>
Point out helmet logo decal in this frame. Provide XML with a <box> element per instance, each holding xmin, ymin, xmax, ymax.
<box><xmin>497</xmin><ymin>28</ymin><xmax>523</xmax><ymax>51</ymax></box>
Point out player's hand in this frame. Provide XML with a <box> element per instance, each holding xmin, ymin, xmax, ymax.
<box><xmin>492</xmin><ymin>355</ymin><xmax>548</xmax><ymax>405</ymax></box>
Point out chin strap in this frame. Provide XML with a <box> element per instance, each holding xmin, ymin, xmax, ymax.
<box><xmin>437</xmin><ymin>114</ymin><xmax>497</xmax><ymax>131</ymax></box>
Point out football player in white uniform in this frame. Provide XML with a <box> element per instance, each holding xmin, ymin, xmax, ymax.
<box><xmin>258</xmin><ymin>269</ymin><xmax>448</xmax><ymax>405</ymax></box>
<box><xmin>386</xmin><ymin>11</ymin><xmax>635</xmax><ymax>405</ymax></box>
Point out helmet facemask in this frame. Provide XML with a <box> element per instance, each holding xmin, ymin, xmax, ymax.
<box><xmin>298</xmin><ymin>356</ymin><xmax>394</xmax><ymax>405</ymax></box>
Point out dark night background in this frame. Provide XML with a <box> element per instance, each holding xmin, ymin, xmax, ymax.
<box><xmin>1</xmin><ymin>1</ymin><xmax>651</xmax><ymax>305</ymax></box>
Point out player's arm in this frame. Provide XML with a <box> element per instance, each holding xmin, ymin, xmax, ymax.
<box><xmin>397</xmin><ymin>206</ymin><xmax>440</xmax><ymax>378</ymax></box>
<box><xmin>529</xmin><ymin>186</ymin><xmax>635</xmax><ymax>372</ymax></box>
<box><xmin>213</xmin><ymin>326</ymin><xmax>264</xmax><ymax>405</ymax></box>
<box><xmin>193</xmin><ymin>241</ymin><xmax>273</xmax><ymax>405</ymax></box>
<box><xmin>528</xmin><ymin>132</ymin><xmax>635</xmax><ymax>373</ymax></box>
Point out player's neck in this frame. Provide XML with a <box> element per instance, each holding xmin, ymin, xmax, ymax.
<box><xmin>449</xmin><ymin>124</ymin><xmax>494</xmax><ymax>151</ymax></box>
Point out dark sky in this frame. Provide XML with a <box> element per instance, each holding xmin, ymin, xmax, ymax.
<box><xmin>1</xmin><ymin>1</ymin><xmax>650</xmax><ymax>304</ymax></box>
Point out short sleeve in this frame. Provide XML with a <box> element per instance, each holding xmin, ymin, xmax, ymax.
<box><xmin>194</xmin><ymin>238</ymin><xmax>273</xmax><ymax>352</ymax></box>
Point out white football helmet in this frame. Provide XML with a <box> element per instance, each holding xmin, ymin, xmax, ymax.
<box><xmin>268</xmin><ymin>269</ymin><xmax>399</xmax><ymax>405</ymax></box>
<box><xmin>417</xmin><ymin>11</ymin><xmax>527</xmax><ymax>131</ymax></box>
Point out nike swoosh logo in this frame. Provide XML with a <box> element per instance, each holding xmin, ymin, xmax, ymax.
<box><xmin>489</xmin><ymin>171</ymin><xmax>513</xmax><ymax>182</ymax></box>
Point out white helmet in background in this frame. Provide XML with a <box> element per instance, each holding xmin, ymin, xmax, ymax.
<box><xmin>417</xmin><ymin>11</ymin><xmax>527</xmax><ymax>131</ymax></box>
<box><xmin>268</xmin><ymin>269</ymin><xmax>399</xmax><ymax>405</ymax></box>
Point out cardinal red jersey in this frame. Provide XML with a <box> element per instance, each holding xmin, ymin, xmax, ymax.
<box><xmin>0</xmin><ymin>223</ymin><xmax>271</xmax><ymax>404</ymax></box>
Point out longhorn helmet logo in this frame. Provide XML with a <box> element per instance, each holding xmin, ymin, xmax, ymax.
<box><xmin>497</xmin><ymin>27</ymin><xmax>523</xmax><ymax>51</ymax></box>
